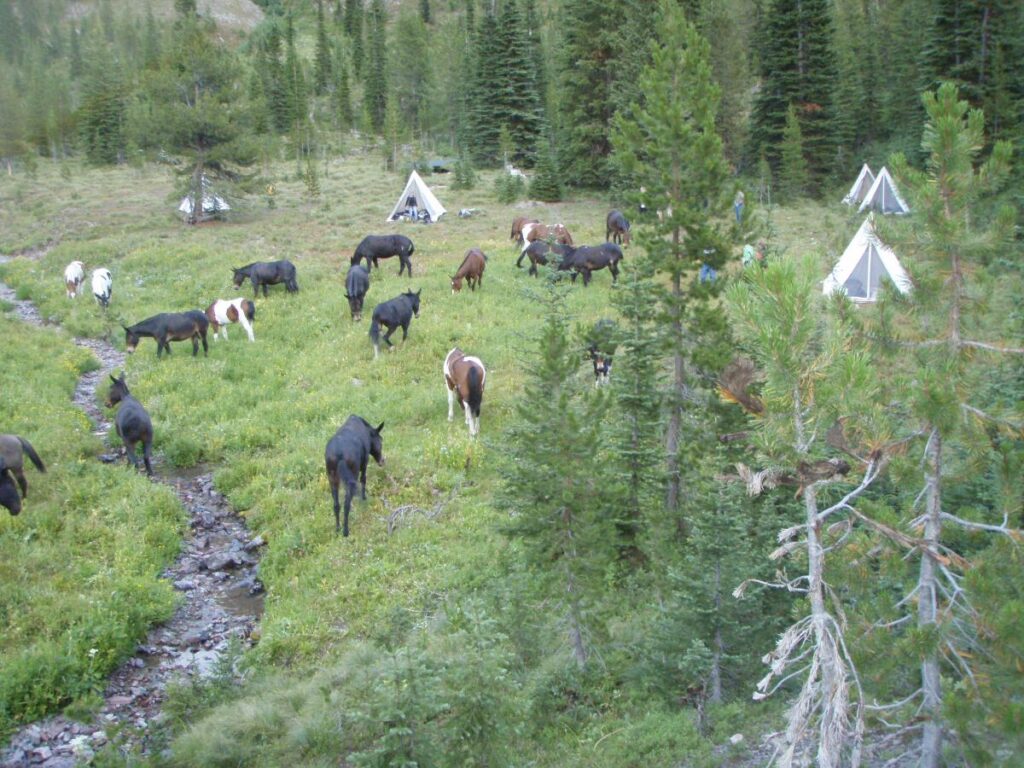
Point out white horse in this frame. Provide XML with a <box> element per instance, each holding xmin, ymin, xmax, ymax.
<box><xmin>64</xmin><ymin>261</ymin><xmax>85</xmax><ymax>298</ymax></box>
<box><xmin>204</xmin><ymin>298</ymin><xmax>256</xmax><ymax>342</ymax></box>
<box><xmin>91</xmin><ymin>268</ymin><xmax>112</xmax><ymax>308</ymax></box>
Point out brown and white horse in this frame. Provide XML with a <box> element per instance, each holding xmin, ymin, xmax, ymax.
<box><xmin>451</xmin><ymin>248</ymin><xmax>486</xmax><ymax>293</ymax></box>
<box><xmin>443</xmin><ymin>348</ymin><xmax>486</xmax><ymax>437</ymax></box>
<box><xmin>521</xmin><ymin>222</ymin><xmax>574</xmax><ymax>249</ymax></box>
<box><xmin>510</xmin><ymin>216</ymin><xmax>540</xmax><ymax>244</ymax></box>
<box><xmin>64</xmin><ymin>261</ymin><xmax>85</xmax><ymax>298</ymax></box>
<box><xmin>205</xmin><ymin>298</ymin><xmax>256</xmax><ymax>342</ymax></box>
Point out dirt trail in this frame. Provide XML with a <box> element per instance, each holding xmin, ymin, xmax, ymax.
<box><xmin>0</xmin><ymin>257</ymin><xmax>265</xmax><ymax>766</ymax></box>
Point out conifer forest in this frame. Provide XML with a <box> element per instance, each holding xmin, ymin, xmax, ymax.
<box><xmin>0</xmin><ymin>1</ymin><xmax>1022</xmax><ymax>766</ymax></box>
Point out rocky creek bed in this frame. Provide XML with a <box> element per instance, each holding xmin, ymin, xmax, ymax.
<box><xmin>0</xmin><ymin>262</ymin><xmax>265</xmax><ymax>766</ymax></box>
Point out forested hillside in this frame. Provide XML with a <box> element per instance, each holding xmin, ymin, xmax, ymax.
<box><xmin>0</xmin><ymin>1</ymin><xmax>1022</xmax><ymax>767</ymax></box>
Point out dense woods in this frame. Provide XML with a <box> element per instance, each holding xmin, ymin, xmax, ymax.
<box><xmin>0</xmin><ymin>0</ymin><xmax>1022</xmax><ymax>766</ymax></box>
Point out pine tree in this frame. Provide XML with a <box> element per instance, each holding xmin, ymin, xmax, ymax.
<box><xmin>284</xmin><ymin>15</ymin><xmax>308</xmax><ymax>132</ymax></box>
<box><xmin>698</xmin><ymin>0</ymin><xmax>754</xmax><ymax>165</ymax></box>
<box><xmin>344</xmin><ymin>0</ymin><xmax>365</xmax><ymax>78</ymax></box>
<box><xmin>611</xmin><ymin>0</ymin><xmax>731</xmax><ymax>517</ymax></box>
<box><xmin>451</xmin><ymin>153</ymin><xmax>476</xmax><ymax>190</ymax></box>
<box><xmin>528</xmin><ymin>140</ymin><xmax>562</xmax><ymax>201</ymax></box>
<box><xmin>465</xmin><ymin>10</ymin><xmax>502</xmax><ymax>163</ymax></box>
<box><xmin>364</xmin><ymin>0</ymin><xmax>387</xmax><ymax>131</ymax></box>
<box><xmin>778</xmin><ymin>102</ymin><xmax>807</xmax><ymax>197</ymax></box>
<box><xmin>491</xmin><ymin>0</ymin><xmax>544</xmax><ymax>166</ymax></box>
<box><xmin>314</xmin><ymin>0</ymin><xmax>333</xmax><ymax>96</ymax></box>
<box><xmin>334</xmin><ymin>45</ymin><xmax>353</xmax><ymax>129</ymax></box>
<box><xmin>78</xmin><ymin>38</ymin><xmax>127</xmax><ymax>164</ymax></box>
<box><xmin>0</xmin><ymin>67</ymin><xmax>27</xmax><ymax>174</ymax></box>
<box><xmin>142</xmin><ymin>6</ymin><xmax>161</xmax><ymax>69</ymax></box>
<box><xmin>0</xmin><ymin>1</ymin><xmax>21</xmax><ymax>64</ymax></box>
<box><xmin>391</xmin><ymin>8</ymin><xmax>431</xmax><ymax>135</ymax></box>
<box><xmin>420</xmin><ymin>0</ymin><xmax>431</xmax><ymax>25</ymax></box>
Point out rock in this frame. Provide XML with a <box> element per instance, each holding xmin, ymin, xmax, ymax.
<box><xmin>129</xmin><ymin>658</ymin><xmax>145</xmax><ymax>669</ymax></box>
<box><xmin>181</xmin><ymin>629</ymin><xmax>210</xmax><ymax>648</ymax></box>
<box><xmin>204</xmin><ymin>552</ymin><xmax>237</xmax><ymax>572</ymax></box>
<box><xmin>244</xmin><ymin>535</ymin><xmax>266</xmax><ymax>551</ymax></box>
<box><xmin>91</xmin><ymin>732</ymin><xmax>107</xmax><ymax>746</ymax></box>
<box><xmin>3</xmin><ymin>749</ymin><xmax>26</xmax><ymax>766</ymax></box>
<box><xmin>106</xmin><ymin>695</ymin><xmax>133</xmax><ymax>708</ymax></box>
<box><xmin>729</xmin><ymin>733</ymin><xmax>744</xmax><ymax>746</ymax></box>
<box><xmin>173</xmin><ymin>579</ymin><xmax>196</xmax><ymax>591</ymax></box>
<box><xmin>32</xmin><ymin>746</ymin><xmax>53</xmax><ymax>761</ymax></box>
<box><xmin>137</xmin><ymin>644</ymin><xmax>157</xmax><ymax>656</ymax></box>
<box><xmin>40</xmin><ymin>757</ymin><xmax>75</xmax><ymax>768</ymax></box>
<box><xmin>69</xmin><ymin>735</ymin><xmax>94</xmax><ymax>763</ymax></box>
<box><xmin>193</xmin><ymin>649</ymin><xmax>221</xmax><ymax>677</ymax></box>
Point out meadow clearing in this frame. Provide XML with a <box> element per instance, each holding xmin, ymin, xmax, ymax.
<box><xmin>0</xmin><ymin>150</ymin><xmax>858</xmax><ymax>761</ymax></box>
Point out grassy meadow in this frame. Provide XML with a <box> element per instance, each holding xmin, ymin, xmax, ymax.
<box><xmin>0</xmin><ymin>152</ymin><xmax>856</xmax><ymax>761</ymax></box>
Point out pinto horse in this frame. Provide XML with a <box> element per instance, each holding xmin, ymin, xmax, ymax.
<box><xmin>124</xmin><ymin>311</ymin><xmax>209</xmax><ymax>357</ymax></box>
<box><xmin>606</xmin><ymin>210</ymin><xmax>631</xmax><ymax>246</ymax></box>
<box><xmin>510</xmin><ymin>216</ymin><xmax>540</xmax><ymax>244</ymax></box>
<box><xmin>369</xmin><ymin>289</ymin><xmax>421</xmax><ymax>359</ymax></box>
<box><xmin>106</xmin><ymin>375</ymin><xmax>154</xmax><ymax>475</ymax></box>
<box><xmin>352</xmin><ymin>235</ymin><xmax>415</xmax><ymax>276</ymax></box>
<box><xmin>64</xmin><ymin>261</ymin><xmax>85</xmax><ymax>298</ymax></box>
<box><xmin>559</xmin><ymin>243</ymin><xmax>624</xmax><ymax>286</ymax></box>
<box><xmin>325</xmin><ymin>416</ymin><xmax>385</xmax><ymax>536</ymax></box>
<box><xmin>205</xmin><ymin>298</ymin><xmax>256</xmax><ymax>342</ymax></box>
<box><xmin>452</xmin><ymin>248</ymin><xmax>486</xmax><ymax>293</ymax></box>
<box><xmin>92</xmin><ymin>268</ymin><xmax>112</xmax><ymax>308</ymax></box>
<box><xmin>517</xmin><ymin>241</ymin><xmax>572</xmax><ymax>276</ymax></box>
<box><xmin>0</xmin><ymin>434</ymin><xmax>46</xmax><ymax>513</ymax></box>
<box><xmin>444</xmin><ymin>348</ymin><xmax>486</xmax><ymax>437</ymax></box>
<box><xmin>522</xmin><ymin>222</ymin><xmax>574</xmax><ymax>247</ymax></box>
<box><xmin>345</xmin><ymin>264</ymin><xmax>370</xmax><ymax>321</ymax></box>
<box><xmin>232</xmin><ymin>261</ymin><xmax>299</xmax><ymax>297</ymax></box>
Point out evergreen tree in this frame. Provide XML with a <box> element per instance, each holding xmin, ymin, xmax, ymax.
<box><xmin>465</xmin><ymin>10</ymin><xmax>502</xmax><ymax>163</ymax></box>
<box><xmin>390</xmin><ymin>8</ymin><xmax>431</xmax><ymax>136</ymax></box>
<box><xmin>698</xmin><ymin>0</ymin><xmax>754</xmax><ymax>165</ymax></box>
<box><xmin>420</xmin><ymin>0</ymin><xmax>431</xmax><ymax>26</ymax></box>
<box><xmin>497</xmin><ymin>285</ymin><xmax>614</xmax><ymax>669</ymax></box>
<box><xmin>344</xmin><ymin>0</ymin><xmax>365</xmax><ymax>78</ymax></box>
<box><xmin>364</xmin><ymin>0</ymin><xmax>387</xmax><ymax>131</ymax></box>
<box><xmin>142</xmin><ymin>6</ymin><xmax>161</xmax><ymax>70</ymax></box>
<box><xmin>69</xmin><ymin>24</ymin><xmax>82</xmax><ymax>78</ymax></box>
<box><xmin>491</xmin><ymin>0</ymin><xmax>544</xmax><ymax>166</ymax></box>
<box><xmin>778</xmin><ymin>102</ymin><xmax>807</xmax><ymax>197</ymax></box>
<box><xmin>611</xmin><ymin>0</ymin><xmax>731</xmax><ymax>517</ymax></box>
<box><xmin>0</xmin><ymin>1</ymin><xmax>21</xmax><ymax>64</ymax></box>
<box><xmin>334</xmin><ymin>44</ymin><xmax>353</xmax><ymax>129</ymax></box>
<box><xmin>78</xmin><ymin>39</ymin><xmax>127</xmax><ymax>164</ymax></box>
<box><xmin>284</xmin><ymin>15</ymin><xmax>308</xmax><ymax>132</ymax></box>
<box><xmin>0</xmin><ymin>67</ymin><xmax>27</xmax><ymax>174</ymax></box>
<box><xmin>528</xmin><ymin>139</ymin><xmax>561</xmax><ymax>201</ymax></box>
<box><xmin>314</xmin><ymin>0</ymin><xmax>333</xmax><ymax>96</ymax></box>
<box><xmin>451</xmin><ymin>153</ymin><xmax>476</xmax><ymax>190</ymax></box>
<box><xmin>749</xmin><ymin>0</ymin><xmax>837</xmax><ymax>190</ymax></box>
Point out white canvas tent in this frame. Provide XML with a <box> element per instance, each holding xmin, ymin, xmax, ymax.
<box><xmin>387</xmin><ymin>170</ymin><xmax>446</xmax><ymax>223</ymax></box>
<box><xmin>178</xmin><ymin>193</ymin><xmax>231</xmax><ymax>219</ymax></box>
<box><xmin>842</xmin><ymin>163</ymin><xmax>875</xmax><ymax>206</ymax></box>
<box><xmin>823</xmin><ymin>216</ymin><xmax>912</xmax><ymax>302</ymax></box>
<box><xmin>857</xmin><ymin>166</ymin><xmax>910</xmax><ymax>215</ymax></box>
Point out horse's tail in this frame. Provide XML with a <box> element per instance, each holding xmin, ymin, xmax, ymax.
<box><xmin>467</xmin><ymin>366</ymin><xmax>483</xmax><ymax>418</ymax></box>
<box><xmin>407</xmin><ymin>241</ymin><xmax>415</xmax><ymax>258</ymax></box>
<box><xmin>18</xmin><ymin>437</ymin><xmax>45</xmax><ymax>473</ymax></box>
<box><xmin>369</xmin><ymin>317</ymin><xmax>380</xmax><ymax>345</ymax></box>
<box><xmin>245</xmin><ymin>300</ymin><xmax>256</xmax><ymax>321</ymax></box>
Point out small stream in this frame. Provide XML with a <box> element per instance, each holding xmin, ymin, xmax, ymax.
<box><xmin>0</xmin><ymin>257</ymin><xmax>265</xmax><ymax>766</ymax></box>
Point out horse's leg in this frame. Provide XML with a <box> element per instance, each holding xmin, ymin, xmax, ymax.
<box><xmin>328</xmin><ymin>464</ymin><xmax>341</xmax><ymax>532</ymax></box>
<box><xmin>192</xmin><ymin>334</ymin><xmax>199</xmax><ymax>356</ymax></box>
<box><xmin>262</xmin><ymin>282</ymin><xmax>269</xmax><ymax>298</ymax></box>
<box><xmin>238</xmin><ymin>312</ymin><xmax>254</xmax><ymax>342</ymax></box>
<box><xmin>582</xmin><ymin>268</ymin><xmax>592</xmax><ymax>287</ymax></box>
<box><xmin>124</xmin><ymin>439</ymin><xmax>139</xmax><ymax>470</ymax></box>
<box><xmin>157</xmin><ymin>336</ymin><xmax>165</xmax><ymax>358</ymax></box>
<box><xmin>343</xmin><ymin>480</ymin><xmax>355</xmax><ymax>537</ymax></box>
<box><xmin>13</xmin><ymin>468</ymin><xmax>27</xmax><ymax>498</ymax></box>
<box><xmin>447</xmin><ymin>383</ymin><xmax>455</xmax><ymax>421</ymax></box>
<box><xmin>383</xmin><ymin>324</ymin><xmax>396</xmax><ymax>348</ymax></box>
<box><xmin>143</xmin><ymin>438</ymin><xmax>153</xmax><ymax>476</ymax></box>
<box><xmin>359</xmin><ymin>460</ymin><xmax>367</xmax><ymax>500</ymax></box>
<box><xmin>400</xmin><ymin>321</ymin><xmax>409</xmax><ymax>342</ymax></box>
<box><xmin>464</xmin><ymin>400</ymin><xmax>473</xmax><ymax>432</ymax></box>
<box><xmin>201</xmin><ymin>329</ymin><xmax>208</xmax><ymax>356</ymax></box>
<box><xmin>610</xmin><ymin>263</ymin><xmax>619</xmax><ymax>283</ymax></box>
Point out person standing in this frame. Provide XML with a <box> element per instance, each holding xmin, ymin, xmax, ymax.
<box><xmin>733</xmin><ymin>189</ymin><xmax>745</xmax><ymax>223</ymax></box>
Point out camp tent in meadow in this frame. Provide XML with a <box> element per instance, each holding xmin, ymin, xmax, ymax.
<box><xmin>857</xmin><ymin>166</ymin><xmax>910</xmax><ymax>215</ymax></box>
<box><xmin>178</xmin><ymin>177</ymin><xmax>230</xmax><ymax>221</ymax></box>
<box><xmin>842</xmin><ymin>163</ymin><xmax>875</xmax><ymax>206</ymax></box>
<box><xmin>823</xmin><ymin>216</ymin><xmax>912</xmax><ymax>302</ymax></box>
<box><xmin>387</xmin><ymin>170</ymin><xmax>446</xmax><ymax>223</ymax></box>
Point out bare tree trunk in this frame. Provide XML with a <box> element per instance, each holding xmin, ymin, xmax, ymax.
<box><xmin>919</xmin><ymin>428</ymin><xmax>944</xmax><ymax>768</ymax></box>
<box><xmin>709</xmin><ymin>558</ymin><xmax>723</xmax><ymax>704</ymax></box>
<box><xmin>188</xmin><ymin>159</ymin><xmax>204</xmax><ymax>226</ymax></box>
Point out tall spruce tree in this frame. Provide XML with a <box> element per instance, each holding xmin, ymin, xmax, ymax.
<box><xmin>749</xmin><ymin>0</ymin><xmax>837</xmax><ymax>190</ymax></box>
<box><xmin>466</xmin><ymin>10</ymin><xmax>502</xmax><ymax>163</ymax></box>
<box><xmin>390</xmin><ymin>8</ymin><xmax>431</xmax><ymax>136</ymax></box>
<box><xmin>778</xmin><ymin>102</ymin><xmax>808</xmax><ymax>197</ymax></box>
<box><xmin>611</xmin><ymin>0</ymin><xmax>731</xmax><ymax>517</ymax></box>
<box><xmin>344</xmin><ymin>0</ymin><xmax>364</xmax><ymax>77</ymax></box>
<box><xmin>492</xmin><ymin>0</ymin><xmax>544</xmax><ymax>166</ymax></box>
<box><xmin>364</xmin><ymin>0</ymin><xmax>388</xmax><ymax>131</ymax></box>
<box><xmin>314</xmin><ymin>0</ymin><xmax>333</xmax><ymax>96</ymax></box>
<box><xmin>78</xmin><ymin>37</ymin><xmax>127</xmax><ymax>164</ymax></box>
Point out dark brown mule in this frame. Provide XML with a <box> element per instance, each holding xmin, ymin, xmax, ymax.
<box><xmin>443</xmin><ymin>348</ymin><xmax>486</xmax><ymax>437</ymax></box>
<box><xmin>325</xmin><ymin>416</ymin><xmax>385</xmax><ymax>536</ymax></box>
<box><xmin>451</xmin><ymin>249</ymin><xmax>487</xmax><ymax>293</ymax></box>
<box><xmin>510</xmin><ymin>216</ymin><xmax>540</xmax><ymax>244</ymax></box>
<box><xmin>106</xmin><ymin>375</ymin><xmax>154</xmax><ymax>475</ymax></box>
<box><xmin>0</xmin><ymin>435</ymin><xmax>46</xmax><ymax>514</ymax></box>
<box><xmin>123</xmin><ymin>312</ymin><xmax>209</xmax><ymax>358</ymax></box>
<box><xmin>606</xmin><ymin>209</ymin><xmax>631</xmax><ymax>246</ymax></box>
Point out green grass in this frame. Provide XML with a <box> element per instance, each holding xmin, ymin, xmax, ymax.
<box><xmin>0</xmin><ymin>153</ymin><xmax>859</xmax><ymax>758</ymax></box>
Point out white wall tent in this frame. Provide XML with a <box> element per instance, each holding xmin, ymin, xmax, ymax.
<box><xmin>842</xmin><ymin>163</ymin><xmax>875</xmax><ymax>205</ymax></box>
<box><xmin>857</xmin><ymin>166</ymin><xmax>910</xmax><ymax>215</ymax></box>
<box><xmin>823</xmin><ymin>216</ymin><xmax>912</xmax><ymax>302</ymax></box>
<box><xmin>386</xmin><ymin>170</ymin><xmax>447</xmax><ymax>223</ymax></box>
<box><xmin>178</xmin><ymin>193</ymin><xmax>231</xmax><ymax>219</ymax></box>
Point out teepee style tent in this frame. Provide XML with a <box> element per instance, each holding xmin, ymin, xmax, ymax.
<box><xmin>178</xmin><ymin>192</ymin><xmax>230</xmax><ymax>219</ymax></box>
<box><xmin>857</xmin><ymin>166</ymin><xmax>910</xmax><ymax>215</ymax></box>
<box><xmin>387</xmin><ymin>170</ymin><xmax>447</xmax><ymax>223</ymax></box>
<box><xmin>842</xmin><ymin>163</ymin><xmax>875</xmax><ymax>205</ymax></box>
<box><xmin>823</xmin><ymin>216</ymin><xmax>912</xmax><ymax>302</ymax></box>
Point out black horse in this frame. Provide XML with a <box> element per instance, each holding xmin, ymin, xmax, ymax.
<box><xmin>325</xmin><ymin>416</ymin><xmax>385</xmax><ymax>536</ymax></box>
<box><xmin>0</xmin><ymin>434</ymin><xmax>46</xmax><ymax>515</ymax></box>
<box><xmin>517</xmin><ymin>240</ymin><xmax>573</xmax><ymax>276</ymax></box>
<box><xmin>0</xmin><ymin>459</ymin><xmax>21</xmax><ymax>515</ymax></box>
<box><xmin>369</xmin><ymin>289</ymin><xmax>421</xmax><ymax>359</ymax></box>
<box><xmin>559</xmin><ymin>243</ymin><xmax>624</xmax><ymax>286</ymax></box>
<box><xmin>352</xmin><ymin>235</ymin><xmax>415</xmax><ymax>276</ymax></box>
<box><xmin>345</xmin><ymin>264</ymin><xmax>370</xmax><ymax>321</ymax></box>
<box><xmin>124</xmin><ymin>311</ymin><xmax>209</xmax><ymax>358</ymax></box>
<box><xmin>232</xmin><ymin>260</ymin><xmax>299</xmax><ymax>297</ymax></box>
<box><xmin>106</xmin><ymin>374</ymin><xmax>154</xmax><ymax>475</ymax></box>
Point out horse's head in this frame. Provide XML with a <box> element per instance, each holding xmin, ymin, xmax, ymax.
<box><xmin>106</xmin><ymin>374</ymin><xmax>129</xmax><ymax>407</ymax></box>
<box><xmin>123</xmin><ymin>325</ymin><xmax>140</xmax><ymax>355</ymax></box>
<box><xmin>370</xmin><ymin>422</ymin><xmax>385</xmax><ymax>466</ymax></box>
<box><xmin>231</xmin><ymin>268</ymin><xmax>246</xmax><ymax>288</ymax></box>
<box><xmin>0</xmin><ymin>459</ymin><xmax>20</xmax><ymax>516</ymax></box>
<box><xmin>407</xmin><ymin>289</ymin><xmax>421</xmax><ymax>317</ymax></box>
<box><xmin>451</xmin><ymin>276</ymin><xmax>462</xmax><ymax>294</ymax></box>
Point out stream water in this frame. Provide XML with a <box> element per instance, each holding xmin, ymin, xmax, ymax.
<box><xmin>0</xmin><ymin>257</ymin><xmax>265</xmax><ymax>766</ymax></box>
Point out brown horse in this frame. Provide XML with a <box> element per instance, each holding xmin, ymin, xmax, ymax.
<box><xmin>522</xmin><ymin>222</ymin><xmax>574</xmax><ymax>247</ymax></box>
<box><xmin>510</xmin><ymin>216</ymin><xmax>540</xmax><ymax>244</ymax></box>
<box><xmin>0</xmin><ymin>435</ymin><xmax>46</xmax><ymax>513</ymax></box>
<box><xmin>444</xmin><ymin>348</ymin><xmax>486</xmax><ymax>437</ymax></box>
<box><xmin>452</xmin><ymin>248</ymin><xmax>487</xmax><ymax>293</ymax></box>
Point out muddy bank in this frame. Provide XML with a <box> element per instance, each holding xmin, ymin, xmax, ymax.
<box><xmin>0</xmin><ymin>262</ymin><xmax>265</xmax><ymax>765</ymax></box>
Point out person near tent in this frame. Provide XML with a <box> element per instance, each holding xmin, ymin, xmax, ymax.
<box><xmin>699</xmin><ymin>247</ymin><xmax>717</xmax><ymax>283</ymax></box>
<box><xmin>733</xmin><ymin>189</ymin><xmax>745</xmax><ymax>223</ymax></box>
<box><xmin>404</xmin><ymin>195</ymin><xmax>418</xmax><ymax>220</ymax></box>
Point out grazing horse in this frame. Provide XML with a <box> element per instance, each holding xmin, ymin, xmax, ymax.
<box><xmin>64</xmin><ymin>261</ymin><xmax>85</xmax><ymax>298</ymax></box>
<box><xmin>92</xmin><ymin>268</ymin><xmax>112</xmax><ymax>308</ymax></box>
<box><xmin>232</xmin><ymin>261</ymin><xmax>299</xmax><ymax>298</ymax></box>
<box><xmin>443</xmin><ymin>348</ymin><xmax>486</xmax><ymax>437</ymax></box>
<box><xmin>0</xmin><ymin>434</ymin><xmax>46</xmax><ymax>512</ymax></box>
<box><xmin>352</xmin><ymin>235</ymin><xmax>415</xmax><ymax>276</ymax></box>
<box><xmin>606</xmin><ymin>210</ymin><xmax>632</xmax><ymax>246</ymax></box>
<box><xmin>559</xmin><ymin>243</ymin><xmax>624</xmax><ymax>286</ymax></box>
<box><xmin>510</xmin><ymin>216</ymin><xmax>540</xmax><ymax>244</ymax></box>
<box><xmin>123</xmin><ymin>311</ymin><xmax>209</xmax><ymax>358</ymax></box>
<box><xmin>517</xmin><ymin>240</ymin><xmax>573</xmax><ymax>276</ymax></box>
<box><xmin>106</xmin><ymin>375</ymin><xmax>154</xmax><ymax>475</ymax></box>
<box><xmin>522</xmin><ymin>222</ymin><xmax>574</xmax><ymax>247</ymax></box>
<box><xmin>205</xmin><ymin>298</ymin><xmax>256</xmax><ymax>342</ymax></box>
<box><xmin>451</xmin><ymin>248</ymin><xmax>487</xmax><ymax>293</ymax></box>
<box><xmin>369</xmin><ymin>289</ymin><xmax>421</xmax><ymax>359</ymax></box>
<box><xmin>345</xmin><ymin>264</ymin><xmax>370</xmax><ymax>321</ymax></box>
<box><xmin>0</xmin><ymin>459</ymin><xmax>21</xmax><ymax>516</ymax></box>
<box><xmin>325</xmin><ymin>416</ymin><xmax>385</xmax><ymax>536</ymax></box>
<box><xmin>584</xmin><ymin>319</ymin><xmax>619</xmax><ymax>386</ymax></box>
